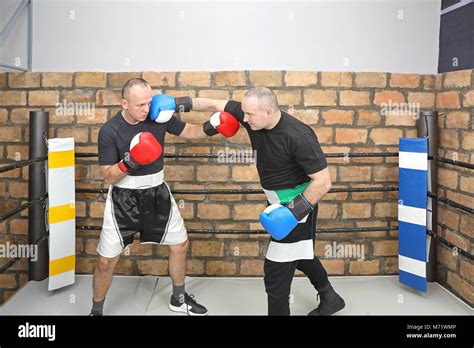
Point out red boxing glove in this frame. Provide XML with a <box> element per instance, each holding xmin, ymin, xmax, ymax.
<box><xmin>203</xmin><ymin>111</ymin><xmax>239</xmax><ymax>137</ymax></box>
<box><xmin>118</xmin><ymin>132</ymin><xmax>163</xmax><ymax>174</ymax></box>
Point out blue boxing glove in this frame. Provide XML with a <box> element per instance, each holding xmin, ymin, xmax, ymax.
<box><xmin>259</xmin><ymin>193</ymin><xmax>314</xmax><ymax>241</ymax></box>
<box><xmin>149</xmin><ymin>94</ymin><xmax>192</xmax><ymax>123</ymax></box>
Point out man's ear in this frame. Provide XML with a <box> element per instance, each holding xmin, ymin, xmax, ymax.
<box><xmin>121</xmin><ymin>99</ymin><xmax>128</xmax><ymax>110</ymax></box>
<box><xmin>266</xmin><ymin>107</ymin><xmax>273</xmax><ymax>119</ymax></box>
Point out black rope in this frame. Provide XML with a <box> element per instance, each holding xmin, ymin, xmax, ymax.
<box><xmin>0</xmin><ymin>194</ymin><xmax>48</xmax><ymax>223</ymax></box>
<box><xmin>76</xmin><ymin>187</ymin><xmax>399</xmax><ymax>195</ymax></box>
<box><xmin>76</xmin><ymin>226</ymin><xmax>397</xmax><ymax>234</ymax></box>
<box><xmin>0</xmin><ymin>156</ymin><xmax>47</xmax><ymax>174</ymax></box>
<box><xmin>428</xmin><ymin>192</ymin><xmax>473</xmax><ymax>215</ymax></box>
<box><xmin>429</xmin><ymin>156</ymin><xmax>474</xmax><ymax>170</ymax></box>
<box><xmin>0</xmin><ymin>258</ymin><xmax>21</xmax><ymax>274</ymax></box>
<box><xmin>75</xmin><ymin>152</ymin><xmax>400</xmax><ymax>159</ymax></box>
<box><xmin>427</xmin><ymin>230</ymin><xmax>473</xmax><ymax>261</ymax></box>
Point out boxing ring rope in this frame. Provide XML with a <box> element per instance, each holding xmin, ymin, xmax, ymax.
<box><xmin>0</xmin><ymin>111</ymin><xmax>473</xmax><ymax>288</ymax></box>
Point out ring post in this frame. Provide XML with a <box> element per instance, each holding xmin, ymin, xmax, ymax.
<box><xmin>28</xmin><ymin>111</ymin><xmax>49</xmax><ymax>281</ymax></box>
<box><xmin>416</xmin><ymin>111</ymin><xmax>438</xmax><ymax>282</ymax></box>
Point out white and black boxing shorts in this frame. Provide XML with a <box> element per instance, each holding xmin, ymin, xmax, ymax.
<box><xmin>97</xmin><ymin>170</ymin><xmax>187</xmax><ymax>258</ymax></box>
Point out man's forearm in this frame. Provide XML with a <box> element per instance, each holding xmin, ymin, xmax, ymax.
<box><xmin>192</xmin><ymin>98</ymin><xmax>227</xmax><ymax>112</ymax></box>
<box><xmin>303</xmin><ymin>181</ymin><xmax>331</xmax><ymax>206</ymax></box>
<box><xmin>103</xmin><ymin>164</ymin><xmax>127</xmax><ymax>185</ymax></box>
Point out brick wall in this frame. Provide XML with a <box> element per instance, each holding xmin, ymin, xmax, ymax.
<box><xmin>433</xmin><ymin>70</ymin><xmax>473</xmax><ymax>306</ymax></box>
<box><xmin>0</xmin><ymin>70</ymin><xmax>472</xmax><ymax>306</ymax></box>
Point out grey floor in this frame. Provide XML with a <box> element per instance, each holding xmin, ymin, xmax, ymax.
<box><xmin>0</xmin><ymin>275</ymin><xmax>472</xmax><ymax>315</ymax></box>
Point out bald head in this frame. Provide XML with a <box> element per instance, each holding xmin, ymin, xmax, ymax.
<box><xmin>244</xmin><ymin>86</ymin><xmax>279</xmax><ymax>112</ymax></box>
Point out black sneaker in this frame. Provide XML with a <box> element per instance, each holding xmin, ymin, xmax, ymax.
<box><xmin>308</xmin><ymin>287</ymin><xmax>345</xmax><ymax>316</ymax></box>
<box><xmin>89</xmin><ymin>310</ymin><xmax>103</xmax><ymax>316</ymax></box>
<box><xmin>169</xmin><ymin>293</ymin><xmax>208</xmax><ymax>316</ymax></box>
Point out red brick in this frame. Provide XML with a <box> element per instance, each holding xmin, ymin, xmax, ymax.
<box><xmin>143</xmin><ymin>72</ymin><xmax>176</xmax><ymax>87</ymax></box>
<box><xmin>408</xmin><ymin>92</ymin><xmax>435</xmax><ymax>108</ymax></box>
<box><xmin>342</xmin><ymin>203</ymin><xmax>372</xmax><ymax>218</ymax></box>
<box><xmin>107</xmin><ymin>72</ymin><xmax>141</xmax><ymax>87</ymax></box>
<box><xmin>9</xmin><ymin>73</ymin><xmax>40</xmax><ymax>88</ymax></box>
<box><xmin>304</xmin><ymin>89</ymin><xmax>337</xmax><ymax>106</ymax></box>
<box><xmin>339</xmin><ymin>91</ymin><xmax>370</xmax><ymax>106</ymax></box>
<box><xmin>369</xmin><ymin>128</ymin><xmax>402</xmax><ymax>145</ymax></box>
<box><xmin>178</xmin><ymin>72</ymin><xmax>211</xmax><ymax>87</ymax></box>
<box><xmin>335</xmin><ymin>129</ymin><xmax>367</xmax><ymax>144</ymax></box>
<box><xmin>322</xmin><ymin>109</ymin><xmax>353</xmax><ymax>125</ymax></box>
<box><xmin>197</xmin><ymin>204</ymin><xmax>230</xmax><ymax>219</ymax></box>
<box><xmin>355</xmin><ymin>72</ymin><xmax>387</xmax><ymax>88</ymax></box>
<box><xmin>436</xmin><ymin>92</ymin><xmax>460</xmax><ymax>109</ymax></box>
<box><xmin>444</xmin><ymin>70</ymin><xmax>471</xmax><ymax>88</ymax></box>
<box><xmin>196</xmin><ymin>165</ymin><xmax>228</xmax><ymax>182</ymax></box>
<box><xmin>445</xmin><ymin>111</ymin><xmax>470</xmax><ymax>129</ymax></box>
<box><xmin>349</xmin><ymin>260</ymin><xmax>380</xmax><ymax>275</ymax></box>
<box><xmin>249</xmin><ymin>71</ymin><xmax>283</xmax><ymax>87</ymax></box>
<box><xmin>374</xmin><ymin>91</ymin><xmax>404</xmax><ymax>105</ymax></box>
<box><xmin>320</xmin><ymin>72</ymin><xmax>352</xmax><ymax>87</ymax></box>
<box><xmin>28</xmin><ymin>91</ymin><xmax>59</xmax><ymax>106</ymax></box>
<box><xmin>357</xmin><ymin>110</ymin><xmax>380</xmax><ymax>125</ymax></box>
<box><xmin>206</xmin><ymin>261</ymin><xmax>237</xmax><ymax>275</ymax></box>
<box><xmin>373</xmin><ymin>240</ymin><xmax>398</xmax><ymax>256</ymax></box>
<box><xmin>285</xmin><ymin>72</ymin><xmax>317</xmax><ymax>87</ymax></box>
<box><xmin>234</xmin><ymin>204</ymin><xmax>266</xmax><ymax>220</ymax></box>
<box><xmin>240</xmin><ymin>260</ymin><xmax>264</xmax><ymax>275</ymax></box>
<box><xmin>228</xmin><ymin>242</ymin><xmax>259</xmax><ymax>257</ymax></box>
<box><xmin>0</xmin><ymin>127</ymin><xmax>22</xmax><ymax>141</ymax></box>
<box><xmin>215</xmin><ymin>72</ymin><xmax>246</xmax><ymax>87</ymax></box>
<box><xmin>0</xmin><ymin>91</ymin><xmax>27</xmax><ymax>105</ymax></box>
<box><xmin>42</xmin><ymin>72</ymin><xmax>73</xmax><ymax>87</ymax></box>
<box><xmin>389</xmin><ymin>73</ymin><xmax>420</xmax><ymax>88</ymax></box>
<box><xmin>339</xmin><ymin>166</ymin><xmax>371</xmax><ymax>182</ymax></box>
<box><xmin>75</xmin><ymin>72</ymin><xmax>106</xmax><ymax>87</ymax></box>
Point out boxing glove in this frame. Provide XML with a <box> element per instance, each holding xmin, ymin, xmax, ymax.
<box><xmin>118</xmin><ymin>132</ymin><xmax>163</xmax><ymax>174</ymax></box>
<box><xmin>203</xmin><ymin>111</ymin><xmax>239</xmax><ymax>137</ymax></box>
<box><xmin>259</xmin><ymin>194</ymin><xmax>314</xmax><ymax>240</ymax></box>
<box><xmin>149</xmin><ymin>94</ymin><xmax>192</xmax><ymax>123</ymax></box>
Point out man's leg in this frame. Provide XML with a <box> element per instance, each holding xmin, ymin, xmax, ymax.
<box><xmin>297</xmin><ymin>257</ymin><xmax>345</xmax><ymax>315</ymax></box>
<box><xmin>264</xmin><ymin>258</ymin><xmax>297</xmax><ymax>316</ymax></box>
<box><xmin>167</xmin><ymin>239</ymin><xmax>208</xmax><ymax>315</ymax></box>
<box><xmin>168</xmin><ymin>239</ymin><xmax>189</xmax><ymax>291</ymax></box>
<box><xmin>296</xmin><ymin>256</ymin><xmax>330</xmax><ymax>292</ymax></box>
<box><xmin>91</xmin><ymin>255</ymin><xmax>120</xmax><ymax>315</ymax></box>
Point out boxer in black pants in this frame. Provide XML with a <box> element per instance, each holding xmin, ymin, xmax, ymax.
<box><xmin>191</xmin><ymin>87</ymin><xmax>346</xmax><ymax>315</ymax></box>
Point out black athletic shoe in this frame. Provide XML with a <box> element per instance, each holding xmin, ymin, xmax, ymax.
<box><xmin>89</xmin><ymin>310</ymin><xmax>103</xmax><ymax>316</ymax></box>
<box><xmin>169</xmin><ymin>293</ymin><xmax>208</xmax><ymax>316</ymax></box>
<box><xmin>308</xmin><ymin>287</ymin><xmax>345</xmax><ymax>316</ymax></box>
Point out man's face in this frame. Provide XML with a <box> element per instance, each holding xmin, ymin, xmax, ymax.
<box><xmin>241</xmin><ymin>96</ymin><xmax>271</xmax><ymax>130</ymax></box>
<box><xmin>121</xmin><ymin>85</ymin><xmax>152</xmax><ymax>122</ymax></box>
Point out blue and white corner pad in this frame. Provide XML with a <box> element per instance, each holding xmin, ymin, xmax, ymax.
<box><xmin>398</xmin><ymin>138</ymin><xmax>428</xmax><ymax>292</ymax></box>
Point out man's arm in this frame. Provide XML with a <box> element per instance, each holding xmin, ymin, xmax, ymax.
<box><xmin>302</xmin><ymin>167</ymin><xmax>332</xmax><ymax>205</ymax></box>
<box><xmin>191</xmin><ymin>98</ymin><xmax>229</xmax><ymax>112</ymax></box>
<box><xmin>101</xmin><ymin>164</ymin><xmax>127</xmax><ymax>185</ymax></box>
<box><xmin>179</xmin><ymin>123</ymin><xmax>208</xmax><ymax>140</ymax></box>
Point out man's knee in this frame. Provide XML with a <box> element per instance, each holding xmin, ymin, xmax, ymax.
<box><xmin>96</xmin><ymin>255</ymin><xmax>118</xmax><ymax>273</ymax></box>
<box><xmin>169</xmin><ymin>239</ymin><xmax>189</xmax><ymax>255</ymax></box>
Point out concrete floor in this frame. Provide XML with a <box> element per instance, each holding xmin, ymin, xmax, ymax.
<box><xmin>0</xmin><ymin>275</ymin><xmax>472</xmax><ymax>315</ymax></box>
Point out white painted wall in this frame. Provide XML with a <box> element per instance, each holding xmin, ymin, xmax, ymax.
<box><xmin>1</xmin><ymin>0</ymin><xmax>441</xmax><ymax>73</ymax></box>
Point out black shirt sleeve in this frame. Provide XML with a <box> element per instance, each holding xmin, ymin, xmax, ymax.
<box><xmin>224</xmin><ymin>100</ymin><xmax>245</xmax><ymax>124</ymax></box>
<box><xmin>294</xmin><ymin>133</ymin><xmax>328</xmax><ymax>175</ymax></box>
<box><xmin>166</xmin><ymin>115</ymin><xmax>187</xmax><ymax>136</ymax></box>
<box><xmin>98</xmin><ymin>125</ymin><xmax>119</xmax><ymax>165</ymax></box>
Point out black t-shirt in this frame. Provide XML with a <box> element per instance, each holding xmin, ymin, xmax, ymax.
<box><xmin>98</xmin><ymin>111</ymin><xmax>186</xmax><ymax>175</ymax></box>
<box><xmin>224</xmin><ymin>100</ymin><xmax>327</xmax><ymax>190</ymax></box>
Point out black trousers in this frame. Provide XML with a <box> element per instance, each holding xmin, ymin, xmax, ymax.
<box><xmin>263</xmin><ymin>207</ymin><xmax>330</xmax><ymax>316</ymax></box>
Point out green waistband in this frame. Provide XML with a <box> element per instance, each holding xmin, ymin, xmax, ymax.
<box><xmin>263</xmin><ymin>181</ymin><xmax>310</xmax><ymax>204</ymax></box>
